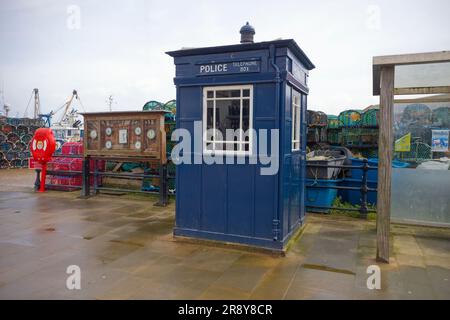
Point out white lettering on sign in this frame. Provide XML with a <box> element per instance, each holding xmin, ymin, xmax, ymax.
<box><xmin>200</xmin><ymin>64</ymin><xmax>228</xmax><ymax>74</ymax></box>
<box><xmin>198</xmin><ymin>60</ymin><xmax>260</xmax><ymax>75</ymax></box>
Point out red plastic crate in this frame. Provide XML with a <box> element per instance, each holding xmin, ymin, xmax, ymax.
<box><xmin>61</xmin><ymin>142</ymin><xmax>83</xmax><ymax>155</ymax></box>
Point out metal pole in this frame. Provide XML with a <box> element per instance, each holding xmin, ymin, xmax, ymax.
<box><xmin>34</xmin><ymin>169</ymin><xmax>41</xmax><ymax>191</ymax></box>
<box><xmin>81</xmin><ymin>157</ymin><xmax>90</xmax><ymax>197</ymax></box>
<box><xmin>93</xmin><ymin>158</ymin><xmax>98</xmax><ymax>195</ymax></box>
<box><xmin>155</xmin><ymin>163</ymin><xmax>168</xmax><ymax>206</ymax></box>
<box><xmin>360</xmin><ymin>158</ymin><xmax>368</xmax><ymax>219</ymax></box>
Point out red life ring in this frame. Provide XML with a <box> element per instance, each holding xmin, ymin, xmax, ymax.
<box><xmin>30</xmin><ymin>128</ymin><xmax>56</xmax><ymax>192</ymax></box>
<box><xmin>31</xmin><ymin>128</ymin><xmax>56</xmax><ymax>163</ymax></box>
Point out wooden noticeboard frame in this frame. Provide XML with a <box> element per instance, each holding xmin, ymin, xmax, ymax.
<box><xmin>81</xmin><ymin>110</ymin><xmax>167</xmax><ymax>163</ymax></box>
<box><xmin>372</xmin><ymin>50</ymin><xmax>450</xmax><ymax>263</ymax></box>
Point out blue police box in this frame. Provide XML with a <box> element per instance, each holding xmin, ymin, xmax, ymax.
<box><xmin>167</xmin><ymin>23</ymin><xmax>315</xmax><ymax>252</ymax></box>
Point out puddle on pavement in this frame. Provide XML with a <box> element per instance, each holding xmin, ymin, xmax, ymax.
<box><xmin>301</xmin><ymin>263</ymin><xmax>355</xmax><ymax>275</ymax></box>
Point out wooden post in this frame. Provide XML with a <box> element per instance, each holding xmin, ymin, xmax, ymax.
<box><xmin>377</xmin><ymin>65</ymin><xmax>394</xmax><ymax>263</ymax></box>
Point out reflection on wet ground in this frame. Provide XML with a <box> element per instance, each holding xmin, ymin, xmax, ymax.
<box><xmin>0</xmin><ymin>169</ymin><xmax>449</xmax><ymax>299</ymax></box>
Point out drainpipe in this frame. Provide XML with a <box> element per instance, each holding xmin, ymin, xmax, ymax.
<box><xmin>270</xmin><ymin>44</ymin><xmax>281</xmax><ymax>241</ymax></box>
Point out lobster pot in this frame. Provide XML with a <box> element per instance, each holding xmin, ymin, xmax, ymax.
<box><xmin>0</xmin><ymin>142</ymin><xmax>13</xmax><ymax>152</ymax></box>
<box><xmin>0</xmin><ymin>159</ymin><xmax>9</xmax><ymax>168</ymax></box>
<box><xmin>307</xmin><ymin>127</ymin><xmax>320</xmax><ymax>143</ymax></box>
<box><xmin>143</xmin><ymin>100</ymin><xmax>164</xmax><ymax>111</ymax></box>
<box><xmin>402</xmin><ymin>104</ymin><xmax>432</xmax><ymax>125</ymax></box>
<box><xmin>8</xmin><ymin>118</ymin><xmax>20</xmax><ymax>126</ymax></box>
<box><xmin>327</xmin><ymin>115</ymin><xmax>340</xmax><ymax>129</ymax></box>
<box><xmin>6</xmin><ymin>150</ymin><xmax>17</xmax><ymax>161</ymax></box>
<box><xmin>16</xmin><ymin>125</ymin><xmax>29</xmax><ymax>136</ymax></box>
<box><xmin>359</xmin><ymin>128</ymin><xmax>378</xmax><ymax>145</ymax></box>
<box><xmin>14</xmin><ymin>141</ymin><xmax>27</xmax><ymax>151</ymax></box>
<box><xmin>338</xmin><ymin>110</ymin><xmax>362</xmax><ymax>127</ymax></box>
<box><xmin>10</xmin><ymin>159</ymin><xmax>21</xmax><ymax>168</ymax></box>
<box><xmin>1</xmin><ymin>124</ymin><xmax>14</xmax><ymax>134</ymax></box>
<box><xmin>341</xmin><ymin>128</ymin><xmax>362</xmax><ymax>146</ymax></box>
<box><xmin>432</xmin><ymin>106</ymin><xmax>450</xmax><ymax>127</ymax></box>
<box><xmin>361</xmin><ymin>109</ymin><xmax>379</xmax><ymax>127</ymax></box>
<box><xmin>327</xmin><ymin>128</ymin><xmax>341</xmax><ymax>145</ymax></box>
<box><xmin>7</xmin><ymin>133</ymin><xmax>20</xmax><ymax>144</ymax></box>
<box><xmin>17</xmin><ymin>151</ymin><xmax>30</xmax><ymax>159</ymax></box>
<box><xmin>21</xmin><ymin>158</ymin><xmax>29</xmax><ymax>168</ymax></box>
<box><xmin>163</xmin><ymin>99</ymin><xmax>176</xmax><ymax>111</ymax></box>
<box><xmin>21</xmin><ymin>134</ymin><xmax>32</xmax><ymax>145</ymax></box>
<box><xmin>0</xmin><ymin>151</ymin><xmax>4</xmax><ymax>160</ymax></box>
<box><xmin>307</xmin><ymin>110</ymin><xmax>327</xmax><ymax>126</ymax></box>
<box><xmin>319</xmin><ymin>127</ymin><xmax>327</xmax><ymax>142</ymax></box>
<box><xmin>0</xmin><ymin>132</ymin><xmax>6</xmax><ymax>144</ymax></box>
<box><xmin>394</xmin><ymin>141</ymin><xmax>432</xmax><ymax>163</ymax></box>
<box><xmin>29</xmin><ymin>126</ymin><xmax>40</xmax><ymax>134</ymax></box>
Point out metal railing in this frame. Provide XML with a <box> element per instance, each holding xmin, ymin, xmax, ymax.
<box><xmin>306</xmin><ymin>159</ymin><xmax>378</xmax><ymax>218</ymax></box>
<box><xmin>34</xmin><ymin>155</ymin><xmax>171</xmax><ymax>206</ymax></box>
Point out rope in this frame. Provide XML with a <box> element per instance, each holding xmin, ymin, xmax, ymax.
<box><xmin>23</xmin><ymin>90</ymin><xmax>34</xmax><ymax>118</ymax></box>
<box><xmin>76</xmin><ymin>95</ymin><xmax>86</xmax><ymax>112</ymax></box>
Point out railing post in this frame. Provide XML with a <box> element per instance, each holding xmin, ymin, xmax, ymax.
<box><xmin>155</xmin><ymin>163</ymin><xmax>168</xmax><ymax>207</ymax></box>
<box><xmin>360</xmin><ymin>158</ymin><xmax>369</xmax><ymax>219</ymax></box>
<box><xmin>81</xmin><ymin>157</ymin><xmax>90</xmax><ymax>198</ymax></box>
<box><xmin>93</xmin><ymin>158</ymin><xmax>98</xmax><ymax>195</ymax></box>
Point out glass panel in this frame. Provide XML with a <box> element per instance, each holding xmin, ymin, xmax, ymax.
<box><xmin>392</xmin><ymin>168</ymin><xmax>450</xmax><ymax>226</ymax></box>
<box><xmin>395</xmin><ymin>62</ymin><xmax>450</xmax><ymax>88</ymax></box>
<box><xmin>216</xmin><ymin>99</ymin><xmax>240</xmax><ymax>137</ymax></box>
<box><xmin>243</xmin><ymin>89</ymin><xmax>250</xmax><ymax>97</ymax></box>
<box><xmin>216</xmin><ymin>90</ymin><xmax>240</xmax><ymax>98</ymax></box>
<box><xmin>296</xmin><ymin>105</ymin><xmax>300</xmax><ymax>141</ymax></box>
<box><xmin>242</xmin><ymin>99</ymin><xmax>250</xmax><ymax>132</ymax></box>
<box><xmin>215</xmin><ymin>142</ymin><xmax>239</xmax><ymax>151</ymax></box>
<box><xmin>206</xmin><ymin>90</ymin><xmax>214</xmax><ymax>98</ymax></box>
<box><xmin>292</xmin><ymin>106</ymin><xmax>298</xmax><ymax>141</ymax></box>
<box><xmin>206</xmin><ymin>100</ymin><xmax>214</xmax><ymax>130</ymax></box>
<box><xmin>205</xmin><ymin>142</ymin><xmax>214</xmax><ymax>151</ymax></box>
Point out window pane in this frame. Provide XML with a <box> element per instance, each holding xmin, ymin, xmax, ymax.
<box><xmin>216</xmin><ymin>99</ymin><xmax>240</xmax><ymax>137</ymax></box>
<box><xmin>242</xmin><ymin>99</ymin><xmax>250</xmax><ymax>132</ymax></box>
<box><xmin>215</xmin><ymin>142</ymin><xmax>239</xmax><ymax>151</ymax></box>
<box><xmin>206</xmin><ymin>100</ymin><xmax>214</xmax><ymax>130</ymax></box>
<box><xmin>206</xmin><ymin>142</ymin><xmax>214</xmax><ymax>151</ymax></box>
<box><xmin>216</xmin><ymin>90</ymin><xmax>240</xmax><ymax>98</ymax></box>
<box><xmin>207</xmin><ymin>91</ymin><xmax>214</xmax><ymax>98</ymax></box>
<box><xmin>292</xmin><ymin>107</ymin><xmax>298</xmax><ymax>141</ymax></box>
<box><xmin>243</xmin><ymin>89</ymin><xmax>250</xmax><ymax>97</ymax></box>
<box><xmin>296</xmin><ymin>106</ymin><xmax>300</xmax><ymax>141</ymax></box>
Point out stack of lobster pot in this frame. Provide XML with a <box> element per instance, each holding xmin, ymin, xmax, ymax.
<box><xmin>0</xmin><ymin>117</ymin><xmax>44</xmax><ymax>169</ymax></box>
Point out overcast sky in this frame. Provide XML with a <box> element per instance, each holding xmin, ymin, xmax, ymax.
<box><xmin>0</xmin><ymin>0</ymin><xmax>449</xmax><ymax>118</ymax></box>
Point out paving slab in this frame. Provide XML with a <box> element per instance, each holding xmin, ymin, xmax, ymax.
<box><xmin>0</xmin><ymin>169</ymin><xmax>449</xmax><ymax>299</ymax></box>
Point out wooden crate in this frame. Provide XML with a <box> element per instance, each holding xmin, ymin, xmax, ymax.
<box><xmin>82</xmin><ymin>111</ymin><xmax>167</xmax><ymax>163</ymax></box>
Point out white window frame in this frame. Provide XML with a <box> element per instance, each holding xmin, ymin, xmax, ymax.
<box><xmin>292</xmin><ymin>92</ymin><xmax>301</xmax><ymax>151</ymax></box>
<box><xmin>203</xmin><ymin>85</ymin><xmax>253</xmax><ymax>156</ymax></box>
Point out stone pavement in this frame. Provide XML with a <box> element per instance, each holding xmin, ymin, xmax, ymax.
<box><xmin>0</xmin><ymin>169</ymin><xmax>449</xmax><ymax>299</ymax></box>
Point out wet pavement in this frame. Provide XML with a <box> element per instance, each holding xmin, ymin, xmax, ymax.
<box><xmin>0</xmin><ymin>169</ymin><xmax>449</xmax><ymax>299</ymax></box>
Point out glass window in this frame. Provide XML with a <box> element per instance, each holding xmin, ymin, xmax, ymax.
<box><xmin>292</xmin><ymin>91</ymin><xmax>301</xmax><ymax>151</ymax></box>
<box><xmin>203</xmin><ymin>85</ymin><xmax>253</xmax><ymax>154</ymax></box>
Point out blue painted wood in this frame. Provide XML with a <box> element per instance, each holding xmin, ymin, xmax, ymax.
<box><xmin>168</xmin><ymin>38</ymin><xmax>314</xmax><ymax>251</ymax></box>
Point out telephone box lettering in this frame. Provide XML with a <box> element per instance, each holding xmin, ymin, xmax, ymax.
<box><xmin>198</xmin><ymin>60</ymin><xmax>260</xmax><ymax>75</ymax></box>
<box><xmin>200</xmin><ymin>64</ymin><xmax>228</xmax><ymax>74</ymax></box>
<box><xmin>232</xmin><ymin>60</ymin><xmax>258</xmax><ymax>72</ymax></box>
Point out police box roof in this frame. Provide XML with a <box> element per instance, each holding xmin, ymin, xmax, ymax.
<box><xmin>166</xmin><ymin>39</ymin><xmax>315</xmax><ymax>71</ymax></box>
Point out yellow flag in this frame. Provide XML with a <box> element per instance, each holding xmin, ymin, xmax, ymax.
<box><xmin>395</xmin><ymin>133</ymin><xmax>411</xmax><ymax>152</ymax></box>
